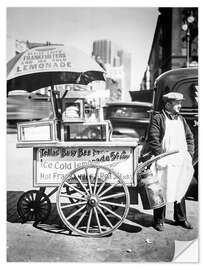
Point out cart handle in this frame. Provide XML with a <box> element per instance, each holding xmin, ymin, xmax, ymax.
<box><xmin>136</xmin><ymin>150</ymin><xmax>179</xmax><ymax>174</ymax></box>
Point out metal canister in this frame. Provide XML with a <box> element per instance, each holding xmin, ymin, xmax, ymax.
<box><xmin>138</xmin><ymin>169</ymin><xmax>166</xmax><ymax>210</ymax></box>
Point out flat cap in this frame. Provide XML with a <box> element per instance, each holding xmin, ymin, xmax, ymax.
<box><xmin>162</xmin><ymin>92</ymin><xmax>184</xmax><ymax>101</ymax></box>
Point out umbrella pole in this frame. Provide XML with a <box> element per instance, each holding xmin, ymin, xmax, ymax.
<box><xmin>50</xmin><ymin>85</ymin><xmax>58</xmax><ymax>120</ymax></box>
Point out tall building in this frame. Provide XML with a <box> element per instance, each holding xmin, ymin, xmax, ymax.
<box><xmin>92</xmin><ymin>40</ymin><xmax>117</xmax><ymax>65</ymax></box>
<box><xmin>92</xmin><ymin>39</ymin><xmax>131</xmax><ymax>101</ymax></box>
<box><xmin>140</xmin><ymin>7</ymin><xmax>198</xmax><ymax>90</ymax></box>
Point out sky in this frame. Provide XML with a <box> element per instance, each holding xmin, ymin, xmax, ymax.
<box><xmin>7</xmin><ymin>7</ymin><xmax>159</xmax><ymax>91</ymax></box>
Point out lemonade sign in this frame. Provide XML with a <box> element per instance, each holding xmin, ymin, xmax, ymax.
<box><xmin>34</xmin><ymin>146</ymin><xmax>134</xmax><ymax>186</ymax></box>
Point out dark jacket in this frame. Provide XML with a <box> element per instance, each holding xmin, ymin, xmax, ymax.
<box><xmin>147</xmin><ymin>111</ymin><xmax>194</xmax><ymax>158</ymax></box>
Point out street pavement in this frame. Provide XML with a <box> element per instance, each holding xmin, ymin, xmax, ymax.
<box><xmin>7</xmin><ymin>134</ymin><xmax>198</xmax><ymax>262</ymax></box>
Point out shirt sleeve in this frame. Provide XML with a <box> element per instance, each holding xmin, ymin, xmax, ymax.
<box><xmin>147</xmin><ymin>114</ymin><xmax>163</xmax><ymax>156</ymax></box>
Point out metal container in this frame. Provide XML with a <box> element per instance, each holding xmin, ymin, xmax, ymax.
<box><xmin>138</xmin><ymin>169</ymin><xmax>166</xmax><ymax>210</ymax></box>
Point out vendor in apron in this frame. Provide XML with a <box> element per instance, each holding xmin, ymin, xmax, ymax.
<box><xmin>147</xmin><ymin>92</ymin><xmax>194</xmax><ymax>231</ymax></box>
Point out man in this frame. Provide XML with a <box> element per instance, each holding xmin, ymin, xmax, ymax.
<box><xmin>147</xmin><ymin>92</ymin><xmax>194</xmax><ymax>231</ymax></box>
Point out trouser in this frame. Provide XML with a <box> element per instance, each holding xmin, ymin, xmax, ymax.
<box><xmin>153</xmin><ymin>197</ymin><xmax>186</xmax><ymax>224</ymax></box>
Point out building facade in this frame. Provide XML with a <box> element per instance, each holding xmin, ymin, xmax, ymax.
<box><xmin>92</xmin><ymin>39</ymin><xmax>131</xmax><ymax>101</ymax></box>
<box><xmin>140</xmin><ymin>7</ymin><xmax>198</xmax><ymax>90</ymax></box>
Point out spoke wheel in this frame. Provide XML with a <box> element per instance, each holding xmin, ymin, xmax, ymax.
<box><xmin>56</xmin><ymin>164</ymin><xmax>130</xmax><ymax>237</ymax></box>
<box><xmin>17</xmin><ymin>190</ymin><xmax>51</xmax><ymax>223</ymax></box>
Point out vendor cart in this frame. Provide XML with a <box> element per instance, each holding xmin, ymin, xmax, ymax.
<box><xmin>7</xmin><ymin>45</ymin><xmax>176</xmax><ymax>237</ymax></box>
<box><xmin>15</xmin><ymin>138</ymin><xmax>174</xmax><ymax>237</ymax></box>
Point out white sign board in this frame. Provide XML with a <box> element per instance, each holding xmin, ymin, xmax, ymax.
<box><xmin>33</xmin><ymin>146</ymin><xmax>136</xmax><ymax>186</ymax></box>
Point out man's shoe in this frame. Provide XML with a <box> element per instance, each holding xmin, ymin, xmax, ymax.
<box><xmin>153</xmin><ymin>223</ymin><xmax>164</xmax><ymax>231</ymax></box>
<box><xmin>175</xmin><ymin>220</ymin><xmax>193</xmax><ymax>229</ymax></box>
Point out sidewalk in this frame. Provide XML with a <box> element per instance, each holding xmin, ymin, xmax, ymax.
<box><xmin>7</xmin><ymin>190</ymin><xmax>198</xmax><ymax>262</ymax></box>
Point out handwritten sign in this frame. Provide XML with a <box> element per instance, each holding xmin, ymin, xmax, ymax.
<box><xmin>16</xmin><ymin>47</ymin><xmax>72</xmax><ymax>75</ymax></box>
<box><xmin>34</xmin><ymin>146</ymin><xmax>134</xmax><ymax>186</ymax></box>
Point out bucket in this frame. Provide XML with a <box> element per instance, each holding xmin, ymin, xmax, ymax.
<box><xmin>138</xmin><ymin>169</ymin><xmax>166</xmax><ymax>210</ymax></box>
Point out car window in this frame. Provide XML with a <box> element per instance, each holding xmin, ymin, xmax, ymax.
<box><xmin>175</xmin><ymin>80</ymin><xmax>198</xmax><ymax>108</ymax></box>
<box><xmin>107</xmin><ymin>106</ymin><xmax>150</xmax><ymax>119</ymax></box>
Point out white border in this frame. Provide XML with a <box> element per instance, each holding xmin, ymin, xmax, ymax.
<box><xmin>2</xmin><ymin>0</ymin><xmax>202</xmax><ymax>268</ymax></box>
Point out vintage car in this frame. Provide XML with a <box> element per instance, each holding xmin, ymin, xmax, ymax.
<box><xmin>104</xmin><ymin>101</ymin><xmax>153</xmax><ymax>141</ymax></box>
<box><xmin>7</xmin><ymin>91</ymin><xmax>51</xmax><ymax>133</ymax></box>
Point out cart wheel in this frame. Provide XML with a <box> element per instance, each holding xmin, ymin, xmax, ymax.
<box><xmin>17</xmin><ymin>190</ymin><xmax>51</xmax><ymax>223</ymax></box>
<box><xmin>57</xmin><ymin>164</ymin><xmax>130</xmax><ymax>237</ymax></box>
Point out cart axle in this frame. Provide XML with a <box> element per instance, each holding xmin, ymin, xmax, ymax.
<box><xmin>88</xmin><ymin>195</ymin><xmax>98</xmax><ymax>207</ymax></box>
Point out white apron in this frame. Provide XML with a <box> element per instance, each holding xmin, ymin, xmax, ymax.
<box><xmin>154</xmin><ymin>112</ymin><xmax>194</xmax><ymax>203</ymax></box>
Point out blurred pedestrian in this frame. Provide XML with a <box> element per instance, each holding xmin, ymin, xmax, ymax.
<box><xmin>147</xmin><ymin>92</ymin><xmax>194</xmax><ymax>231</ymax></box>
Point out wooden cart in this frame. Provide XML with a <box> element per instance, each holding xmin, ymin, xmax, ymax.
<box><xmin>16</xmin><ymin>139</ymin><xmax>140</xmax><ymax>236</ymax></box>
<box><xmin>16</xmin><ymin>135</ymin><xmax>175</xmax><ymax>237</ymax></box>
<box><xmin>7</xmin><ymin>45</ymin><xmax>179</xmax><ymax>237</ymax></box>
